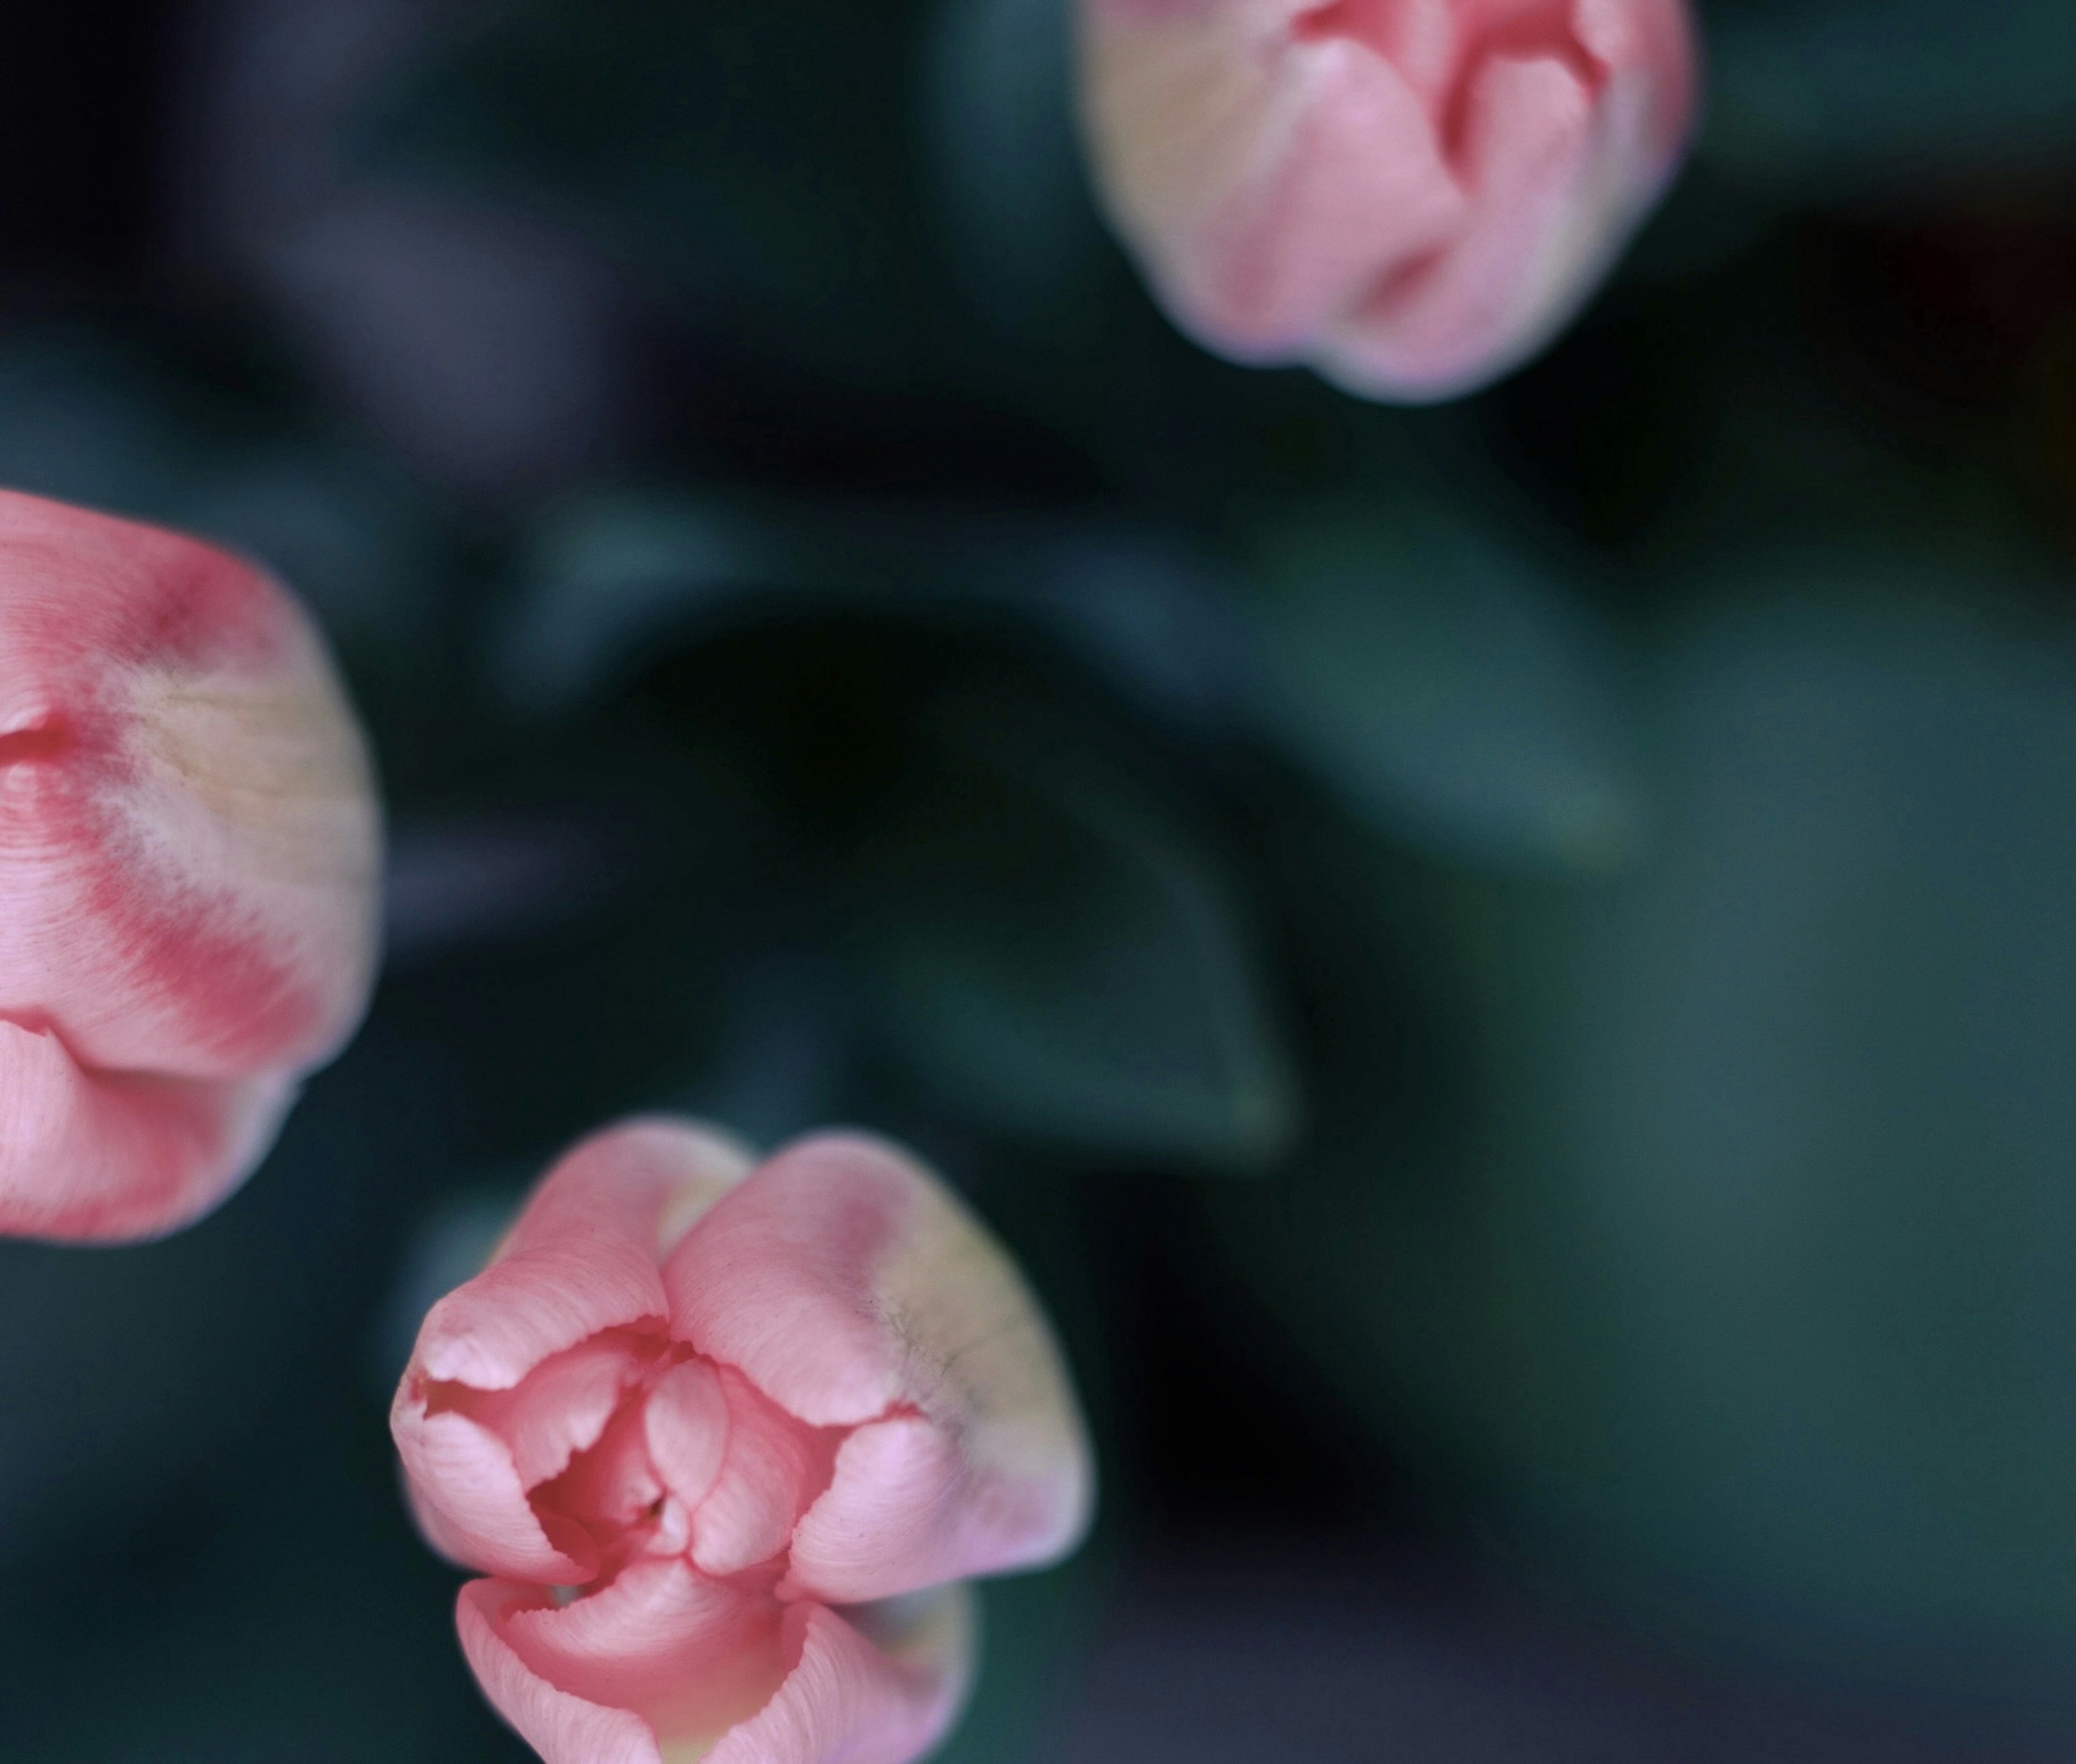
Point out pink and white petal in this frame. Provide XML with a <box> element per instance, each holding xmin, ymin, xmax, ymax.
<box><xmin>689</xmin><ymin>1369</ymin><xmax>834</xmax><ymax>1579</ymax></box>
<box><xmin>458</xmin><ymin>1579</ymin><xmax>667</xmax><ymax>1764</ymax></box>
<box><xmin>1076</xmin><ymin>0</ymin><xmax>1465</xmax><ymax>360</ymax></box>
<box><xmin>787</xmin><ymin>1413</ymin><xmax>1086</xmax><ymax>1604</ymax></box>
<box><xmin>415</xmin><ymin>1119</ymin><xmax>751</xmax><ymax>1392</ymax></box>
<box><xmin>662</xmin><ymin>1134</ymin><xmax>911</xmax><ymax>1426</ymax></box>
<box><xmin>704</xmin><ymin>1589</ymin><xmax>977</xmax><ymax>1764</ymax></box>
<box><xmin>1081</xmin><ymin>0</ymin><xmax>1699</xmax><ymax>403</ymax></box>
<box><xmin>665</xmin><ymin>1134</ymin><xmax>1091</xmax><ymax>1574</ymax></box>
<box><xmin>1188</xmin><ymin>35</ymin><xmax>1463</xmax><ymax>356</ymax></box>
<box><xmin>1076</xmin><ymin>0</ymin><xmax>1307</xmax><ymax>347</ymax></box>
<box><xmin>391</xmin><ymin>1394</ymin><xmax>596</xmax><ymax>1582</ymax></box>
<box><xmin>460</xmin><ymin>1332</ymin><xmax>658</xmax><ymax>1489</ymax></box>
<box><xmin>501</xmin><ymin>1557</ymin><xmax>786</xmax><ymax>1732</ymax></box>
<box><xmin>1323</xmin><ymin>48</ymin><xmax>1598</xmax><ymax>398</ymax></box>
<box><xmin>0</xmin><ymin>1016</ymin><xmax>295</xmax><ymax>1243</ymax></box>
<box><xmin>0</xmin><ymin>490</ymin><xmax>380</xmax><ymax>1083</ymax></box>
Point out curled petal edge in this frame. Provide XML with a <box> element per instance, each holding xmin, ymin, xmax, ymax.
<box><xmin>415</xmin><ymin>1117</ymin><xmax>753</xmax><ymax>1392</ymax></box>
<box><xmin>392</xmin><ymin>1398</ymin><xmax>598</xmax><ymax>1584</ymax></box>
<box><xmin>460</xmin><ymin>1579</ymin><xmax>976</xmax><ymax>1764</ymax></box>
<box><xmin>0</xmin><ymin>1016</ymin><xmax>295</xmax><ymax>1244</ymax></box>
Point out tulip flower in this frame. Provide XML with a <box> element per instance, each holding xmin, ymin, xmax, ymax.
<box><xmin>1077</xmin><ymin>0</ymin><xmax>1700</xmax><ymax>401</ymax></box>
<box><xmin>0</xmin><ymin>490</ymin><xmax>380</xmax><ymax>1242</ymax></box>
<box><xmin>392</xmin><ymin>1119</ymin><xmax>1094</xmax><ymax>1764</ymax></box>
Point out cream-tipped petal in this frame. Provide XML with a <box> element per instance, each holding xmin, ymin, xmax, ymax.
<box><xmin>0</xmin><ymin>489</ymin><xmax>379</xmax><ymax>1082</ymax></box>
<box><xmin>1077</xmin><ymin>0</ymin><xmax>1699</xmax><ymax>401</ymax></box>
<box><xmin>787</xmin><ymin>1412</ymin><xmax>1085</xmax><ymax>1605</ymax></box>
<box><xmin>665</xmin><ymin>1133</ymin><xmax>1092</xmax><ymax>1593</ymax></box>
<box><xmin>0</xmin><ymin>489</ymin><xmax>380</xmax><ymax>1240</ymax></box>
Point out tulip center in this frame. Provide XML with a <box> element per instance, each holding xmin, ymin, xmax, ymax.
<box><xmin>493</xmin><ymin>1330</ymin><xmax>840</xmax><ymax>1592</ymax></box>
<box><xmin>523</xmin><ymin>1343</ymin><xmax>702</xmax><ymax>1575</ymax></box>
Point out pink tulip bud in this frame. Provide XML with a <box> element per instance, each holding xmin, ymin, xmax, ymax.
<box><xmin>393</xmin><ymin>1119</ymin><xmax>1094</xmax><ymax>1764</ymax></box>
<box><xmin>0</xmin><ymin>490</ymin><xmax>381</xmax><ymax>1242</ymax></box>
<box><xmin>1077</xmin><ymin>0</ymin><xmax>1700</xmax><ymax>400</ymax></box>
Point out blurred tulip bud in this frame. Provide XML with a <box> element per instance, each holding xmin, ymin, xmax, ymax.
<box><xmin>392</xmin><ymin>1118</ymin><xmax>1094</xmax><ymax>1764</ymax></box>
<box><xmin>0</xmin><ymin>490</ymin><xmax>381</xmax><ymax>1242</ymax></box>
<box><xmin>1077</xmin><ymin>0</ymin><xmax>1700</xmax><ymax>400</ymax></box>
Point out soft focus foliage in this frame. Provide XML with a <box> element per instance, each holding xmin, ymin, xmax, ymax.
<box><xmin>6</xmin><ymin>0</ymin><xmax>2076</xmax><ymax>1757</ymax></box>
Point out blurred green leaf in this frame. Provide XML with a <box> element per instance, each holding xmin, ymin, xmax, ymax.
<box><xmin>853</xmin><ymin>698</ymin><xmax>1298</xmax><ymax>1169</ymax></box>
<box><xmin>1247</xmin><ymin>503</ymin><xmax>1645</xmax><ymax>874</ymax></box>
<box><xmin>362</xmin><ymin>0</ymin><xmax>970</xmax><ymax>385</ymax></box>
<box><xmin>1543</xmin><ymin>587</ymin><xmax>2076</xmax><ymax>1676</ymax></box>
<box><xmin>1701</xmin><ymin>0</ymin><xmax>2076</xmax><ymax>190</ymax></box>
<box><xmin>0</xmin><ymin>329</ymin><xmax>437</xmax><ymax>654</ymax></box>
<box><xmin>496</xmin><ymin>491</ymin><xmax>776</xmax><ymax>707</ymax></box>
<box><xmin>931</xmin><ymin>1560</ymin><xmax>1106</xmax><ymax>1764</ymax></box>
<box><xmin>669</xmin><ymin>953</ymin><xmax>855</xmax><ymax>1149</ymax></box>
<box><xmin>923</xmin><ymin>0</ymin><xmax>1116</xmax><ymax>340</ymax></box>
<box><xmin>497</xmin><ymin>487</ymin><xmax>1247</xmax><ymax>720</ymax></box>
<box><xmin>178</xmin><ymin>447</ymin><xmax>439</xmax><ymax>653</ymax></box>
<box><xmin>378</xmin><ymin>738</ymin><xmax>769</xmax><ymax>1167</ymax></box>
<box><xmin>0</xmin><ymin>332</ymin><xmax>192</xmax><ymax>514</ymax></box>
<box><xmin>1210</xmin><ymin>576</ymin><xmax>2076</xmax><ymax>1710</ymax></box>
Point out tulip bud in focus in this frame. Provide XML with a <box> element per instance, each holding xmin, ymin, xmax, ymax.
<box><xmin>0</xmin><ymin>490</ymin><xmax>381</xmax><ymax>1242</ymax></box>
<box><xmin>392</xmin><ymin>1119</ymin><xmax>1094</xmax><ymax>1764</ymax></box>
<box><xmin>1077</xmin><ymin>0</ymin><xmax>1700</xmax><ymax>401</ymax></box>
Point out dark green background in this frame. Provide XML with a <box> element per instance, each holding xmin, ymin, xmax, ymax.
<box><xmin>4</xmin><ymin>0</ymin><xmax>2076</xmax><ymax>1755</ymax></box>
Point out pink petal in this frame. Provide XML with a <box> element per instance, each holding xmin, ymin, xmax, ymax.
<box><xmin>455</xmin><ymin>1330</ymin><xmax>659</xmax><ymax>1489</ymax></box>
<box><xmin>0</xmin><ymin>1016</ymin><xmax>295</xmax><ymax>1242</ymax></box>
<box><xmin>414</xmin><ymin>1119</ymin><xmax>752</xmax><ymax>1393</ymax></box>
<box><xmin>458</xmin><ymin>1579</ymin><xmax>667</xmax><ymax>1764</ymax></box>
<box><xmin>0</xmin><ymin>489</ymin><xmax>379</xmax><ymax>1083</ymax></box>
<box><xmin>664</xmin><ymin>1134</ymin><xmax>1092</xmax><ymax>1594</ymax></box>
<box><xmin>1323</xmin><ymin>48</ymin><xmax>1595</xmax><ymax>395</ymax></box>
<box><xmin>391</xmin><ymin>1394</ymin><xmax>598</xmax><ymax>1583</ymax></box>
<box><xmin>501</xmin><ymin>1557</ymin><xmax>786</xmax><ymax>1739</ymax></box>
<box><xmin>787</xmin><ymin>1413</ymin><xmax>1086</xmax><ymax>1605</ymax></box>
<box><xmin>689</xmin><ymin>1368</ymin><xmax>835</xmax><ymax>1579</ymax></box>
<box><xmin>662</xmin><ymin>1134</ymin><xmax>909</xmax><ymax>1426</ymax></box>
<box><xmin>1076</xmin><ymin>0</ymin><xmax>1699</xmax><ymax>400</ymax></box>
<box><xmin>1192</xmin><ymin>34</ymin><xmax>1465</xmax><ymax>354</ymax></box>
<box><xmin>539</xmin><ymin>1395</ymin><xmax>671</xmax><ymax>1546</ymax></box>
<box><xmin>644</xmin><ymin>1357</ymin><xmax>731</xmax><ymax>1512</ymax></box>
<box><xmin>705</xmin><ymin>1589</ymin><xmax>976</xmax><ymax>1764</ymax></box>
<box><xmin>1573</xmin><ymin>0</ymin><xmax>1700</xmax><ymax>163</ymax></box>
<box><xmin>454</xmin><ymin>1532</ymin><xmax>975</xmax><ymax>1764</ymax></box>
